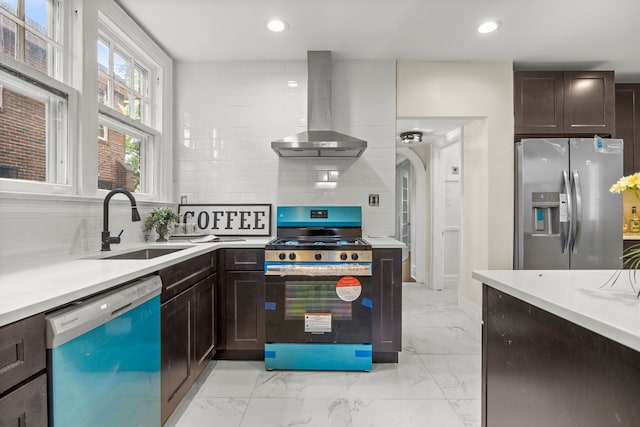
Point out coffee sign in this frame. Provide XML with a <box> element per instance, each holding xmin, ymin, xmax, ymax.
<box><xmin>177</xmin><ymin>204</ymin><xmax>272</xmax><ymax>236</ymax></box>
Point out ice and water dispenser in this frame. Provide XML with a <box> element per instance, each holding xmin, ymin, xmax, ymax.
<box><xmin>530</xmin><ymin>192</ymin><xmax>567</xmax><ymax>235</ymax></box>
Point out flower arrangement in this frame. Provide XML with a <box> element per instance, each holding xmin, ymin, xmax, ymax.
<box><xmin>606</xmin><ymin>173</ymin><xmax>640</xmax><ymax>296</ymax></box>
<box><xmin>609</xmin><ymin>172</ymin><xmax>640</xmax><ymax>201</ymax></box>
<box><xmin>144</xmin><ymin>207</ymin><xmax>180</xmax><ymax>242</ymax></box>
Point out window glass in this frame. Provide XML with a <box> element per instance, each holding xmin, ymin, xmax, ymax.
<box><xmin>25</xmin><ymin>30</ymin><xmax>47</xmax><ymax>74</ymax></box>
<box><xmin>97</xmin><ymin>35</ymin><xmax>150</xmax><ymax>124</ymax></box>
<box><xmin>0</xmin><ymin>0</ymin><xmax>62</xmax><ymax>80</ymax></box>
<box><xmin>0</xmin><ymin>76</ymin><xmax>68</xmax><ymax>184</ymax></box>
<box><xmin>0</xmin><ymin>15</ymin><xmax>16</xmax><ymax>57</ymax></box>
<box><xmin>97</xmin><ymin>124</ymin><xmax>150</xmax><ymax>193</ymax></box>
<box><xmin>97</xmin><ymin>39</ymin><xmax>109</xmax><ymax>73</ymax></box>
<box><xmin>0</xmin><ymin>0</ymin><xmax>18</xmax><ymax>15</ymax></box>
<box><xmin>113</xmin><ymin>83</ymin><xmax>128</xmax><ymax>115</ymax></box>
<box><xmin>113</xmin><ymin>50</ymin><xmax>130</xmax><ymax>86</ymax></box>
<box><xmin>25</xmin><ymin>0</ymin><xmax>49</xmax><ymax>36</ymax></box>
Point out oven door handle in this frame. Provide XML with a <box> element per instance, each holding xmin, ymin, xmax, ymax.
<box><xmin>265</xmin><ymin>263</ymin><xmax>372</xmax><ymax>277</ymax></box>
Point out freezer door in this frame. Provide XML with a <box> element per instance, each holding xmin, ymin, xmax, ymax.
<box><xmin>568</xmin><ymin>138</ymin><xmax>623</xmax><ymax>269</ymax></box>
<box><xmin>515</xmin><ymin>139</ymin><xmax>570</xmax><ymax>269</ymax></box>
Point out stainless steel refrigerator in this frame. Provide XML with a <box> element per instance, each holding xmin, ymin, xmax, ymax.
<box><xmin>515</xmin><ymin>137</ymin><xmax>623</xmax><ymax>269</ymax></box>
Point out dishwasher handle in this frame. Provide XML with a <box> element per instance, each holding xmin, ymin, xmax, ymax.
<box><xmin>46</xmin><ymin>275</ymin><xmax>162</xmax><ymax>349</ymax></box>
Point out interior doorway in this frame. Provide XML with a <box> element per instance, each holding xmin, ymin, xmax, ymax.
<box><xmin>396</xmin><ymin>118</ymin><xmax>470</xmax><ymax>296</ymax></box>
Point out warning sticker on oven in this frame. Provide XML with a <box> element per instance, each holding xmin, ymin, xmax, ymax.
<box><xmin>336</xmin><ymin>276</ymin><xmax>362</xmax><ymax>302</ymax></box>
<box><xmin>305</xmin><ymin>313</ymin><xmax>331</xmax><ymax>333</ymax></box>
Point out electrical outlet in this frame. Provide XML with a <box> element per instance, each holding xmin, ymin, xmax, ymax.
<box><xmin>369</xmin><ymin>194</ymin><xmax>380</xmax><ymax>207</ymax></box>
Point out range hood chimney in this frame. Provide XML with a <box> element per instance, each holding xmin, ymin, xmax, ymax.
<box><xmin>271</xmin><ymin>51</ymin><xmax>367</xmax><ymax>158</ymax></box>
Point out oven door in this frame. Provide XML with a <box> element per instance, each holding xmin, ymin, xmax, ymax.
<box><xmin>265</xmin><ymin>273</ymin><xmax>372</xmax><ymax>344</ymax></box>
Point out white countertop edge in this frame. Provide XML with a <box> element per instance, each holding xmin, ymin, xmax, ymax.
<box><xmin>473</xmin><ymin>270</ymin><xmax>640</xmax><ymax>353</ymax></box>
<box><xmin>0</xmin><ymin>239</ymin><xmax>268</xmax><ymax>327</ymax></box>
<box><xmin>1</xmin><ymin>238</ymin><xmax>403</xmax><ymax>327</ymax></box>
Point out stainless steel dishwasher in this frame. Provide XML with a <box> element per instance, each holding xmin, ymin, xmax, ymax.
<box><xmin>46</xmin><ymin>275</ymin><xmax>162</xmax><ymax>427</ymax></box>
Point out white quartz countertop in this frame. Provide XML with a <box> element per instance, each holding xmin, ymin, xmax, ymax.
<box><xmin>365</xmin><ymin>236</ymin><xmax>405</xmax><ymax>248</ymax></box>
<box><xmin>472</xmin><ymin>269</ymin><xmax>640</xmax><ymax>352</ymax></box>
<box><xmin>0</xmin><ymin>237</ymin><xmax>402</xmax><ymax>328</ymax></box>
<box><xmin>0</xmin><ymin>238</ymin><xmax>269</xmax><ymax>328</ymax></box>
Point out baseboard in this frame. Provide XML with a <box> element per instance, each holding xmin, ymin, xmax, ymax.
<box><xmin>444</xmin><ymin>274</ymin><xmax>459</xmax><ymax>289</ymax></box>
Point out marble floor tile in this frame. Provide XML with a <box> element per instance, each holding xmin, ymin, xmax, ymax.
<box><xmin>169</xmin><ymin>282</ymin><xmax>482</xmax><ymax>427</ymax></box>
<box><xmin>420</xmin><ymin>355</ymin><xmax>481</xmax><ymax>399</ymax></box>
<box><xmin>241</xmin><ymin>398</ymin><xmax>352</xmax><ymax>427</ymax></box>
<box><xmin>195</xmin><ymin>360</ymin><xmax>263</xmax><ymax>398</ymax></box>
<box><xmin>449</xmin><ymin>399</ymin><xmax>482</xmax><ymax>427</ymax></box>
<box><xmin>164</xmin><ymin>397</ymin><xmax>248</xmax><ymax>427</ymax></box>
<box><xmin>349</xmin><ymin>398</ymin><xmax>465</xmax><ymax>427</ymax></box>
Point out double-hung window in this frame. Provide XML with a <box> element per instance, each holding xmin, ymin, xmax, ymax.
<box><xmin>96</xmin><ymin>14</ymin><xmax>160</xmax><ymax>196</ymax></box>
<box><xmin>0</xmin><ymin>0</ymin><xmax>71</xmax><ymax>189</ymax></box>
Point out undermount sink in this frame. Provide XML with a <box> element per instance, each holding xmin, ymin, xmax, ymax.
<box><xmin>95</xmin><ymin>247</ymin><xmax>190</xmax><ymax>260</ymax></box>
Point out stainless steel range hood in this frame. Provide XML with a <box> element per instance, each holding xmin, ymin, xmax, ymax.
<box><xmin>271</xmin><ymin>51</ymin><xmax>367</xmax><ymax>158</ymax></box>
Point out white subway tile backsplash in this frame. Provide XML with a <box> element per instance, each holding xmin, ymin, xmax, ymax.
<box><xmin>173</xmin><ymin>59</ymin><xmax>397</xmax><ymax>235</ymax></box>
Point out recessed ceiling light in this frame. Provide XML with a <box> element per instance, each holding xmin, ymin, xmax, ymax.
<box><xmin>477</xmin><ymin>20</ymin><xmax>501</xmax><ymax>34</ymax></box>
<box><xmin>267</xmin><ymin>19</ymin><xmax>288</xmax><ymax>33</ymax></box>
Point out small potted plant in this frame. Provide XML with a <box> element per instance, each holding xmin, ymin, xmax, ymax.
<box><xmin>144</xmin><ymin>207</ymin><xmax>180</xmax><ymax>242</ymax></box>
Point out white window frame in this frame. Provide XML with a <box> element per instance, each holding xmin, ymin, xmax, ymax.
<box><xmin>0</xmin><ymin>0</ymin><xmax>65</xmax><ymax>80</ymax></box>
<box><xmin>0</xmin><ymin>58</ymin><xmax>78</xmax><ymax>195</ymax></box>
<box><xmin>96</xmin><ymin>4</ymin><xmax>170</xmax><ymax>201</ymax></box>
<box><xmin>98</xmin><ymin>107</ymin><xmax>158</xmax><ymax>195</ymax></box>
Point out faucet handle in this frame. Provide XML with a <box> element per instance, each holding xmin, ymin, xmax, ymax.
<box><xmin>109</xmin><ymin>229</ymin><xmax>124</xmax><ymax>244</ymax></box>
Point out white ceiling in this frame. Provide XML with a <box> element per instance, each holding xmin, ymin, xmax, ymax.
<box><xmin>117</xmin><ymin>0</ymin><xmax>640</xmax><ymax>82</ymax></box>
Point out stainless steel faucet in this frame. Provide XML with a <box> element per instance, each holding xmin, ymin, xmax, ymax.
<box><xmin>102</xmin><ymin>188</ymin><xmax>141</xmax><ymax>251</ymax></box>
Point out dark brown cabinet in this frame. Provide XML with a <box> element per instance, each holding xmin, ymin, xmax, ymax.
<box><xmin>0</xmin><ymin>374</ymin><xmax>47</xmax><ymax>427</ymax></box>
<box><xmin>0</xmin><ymin>313</ymin><xmax>47</xmax><ymax>427</ymax></box>
<box><xmin>371</xmin><ymin>249</ymin><xmax>402</xmax><ymax>362</ymax></box>
<box><xmin>482</xmin><ymin>284</ymin><xmax>640</xmax><ymax>427</ymax></box>
<box><xmin>217</xmin><ymin>249</ymin><xmax>265</xmax><ymax>355</ymax></box>
<box><xmin>615</xmin><ymin>83</ymin><xmax>640</xmax><ymax>176</ymax></box>
<box><xmin>160</xmin><ymin>252</ymin><xmax>216</xmax><ymax>424</ymax></box>
<box><xmin>514</xmin><ymin>71</ymin><xmax>615</xmax><ymax>137</ymax></box>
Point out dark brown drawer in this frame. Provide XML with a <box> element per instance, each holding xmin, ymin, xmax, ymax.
<box><xmin>0</xmin><ymin>314</ymin><xmax>45</xmax><ymax>395</ymax></box>
<box><xmin>160</xmin><ymin>252</ymin><xmax>216</xmax><ymax>301</ymax></box>
<box><xmin>0</xmin><ymin>373</ymin><xmax>47</xmax><ymax>426</ymax></box>
<box><xmin>223</xmin><ymin>249</ymin><xmax>264</xmax><ymax>271</ymax></box>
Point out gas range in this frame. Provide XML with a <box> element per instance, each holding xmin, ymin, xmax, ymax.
<box><xmin>264</xmin><ymin>206</ymin><xmax>372</xmax><ymax>275</ymax></box>
<box><xmin>265</xmin><ymin>237</ymin><xmax>371</xmax><ymax>263</ymax></box>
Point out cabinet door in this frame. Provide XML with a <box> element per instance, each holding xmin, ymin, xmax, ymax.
<box><xmin>563</xmin><ymin>71</ymin><xmax>615</xmax><ymax>134</ymax></box>
<box><xmin>0</xmin><ymin>373</ymin><xmax>47</xmax><ymax>427</ymax></box>
<box><xmin>160</xmin><ymin>252</ymin><xmax>215</xmax><ymax>301</ymax></box>
<box><xmin>616</xmin><ymin>84</ymin><xmax>640</xmax><ymax>176</ymax></box>
<box><xmin>223</xmin><ymin>248</ymin><xmax>264</xmax><ymax>271</ymax></box>
<box><xmin>0</xmin><ymin>314</ymin><xmax>45</xmax><ymax>395</ymax></box>
<box><xmin>372</xmin><ymin>249</ymin><xmax>402</xmax><ymax>353</ymax></box>
<box><xmin>192</xmin><ymin>274</ymin><xmax>215</xmax><ymax>378</ymax></box>
<box><xmin>225</xmin><ymin>271</ymin><xmax>265</xmax><ymax>350</ymax></box>
<box><xmin>514</xmin><ymin>71</ymin><xmax>564</xmax><ymax>135</ymax></box>
<box><xmin>161</xmin><ymin>289</ymin><xmax>192</xmax><ymax>424</ymax></box>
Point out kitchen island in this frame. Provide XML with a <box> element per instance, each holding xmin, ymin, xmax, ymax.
<box><xmin>473</xmin><ymin>269</ymin><xmax>640</xmax><ymax>427</ymax></box>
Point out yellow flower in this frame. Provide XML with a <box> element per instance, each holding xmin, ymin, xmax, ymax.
<box><xmin>611</xmin><ymin>173</ymin><xmax>640</xmax><ymax>201</ymax></box>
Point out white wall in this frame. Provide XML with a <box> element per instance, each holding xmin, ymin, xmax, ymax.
<box><xmin>397</xmin><ymin>61</ymin><xmax>514</xmax><ymax>308</ymax></box>
<box><xmin>0</xmin><ymin>0</ymin><xmax>174</xmax><ymax>273</ymax></box>
<box><xmin>174</xmin><ymin>60</ymin><xmax>397</xmax><ymax>237</ymax></box>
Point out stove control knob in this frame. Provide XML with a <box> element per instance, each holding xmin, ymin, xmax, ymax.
<box><xmin>279</xmin><ymin>252</ymin><xmax>286</xmax><ymax>260</ymax></box>
<box><xmin>351</xmin><ymin>253</ymin><xmax>359</xmax><ymax>261</ymax></box>
<box><xmin>315</xmin><ymin>253</ymin><xmax>322</xmax><ymax>261</ymax></box>
<box><xmin>289</xmin><ymin>253</ymin><xmax>296</xmax><ymax>261</ymax></box>
<box><xmin>340</xmin><ymin>253</ymin><xmax>348</xmax><ymax>261</ymax></box>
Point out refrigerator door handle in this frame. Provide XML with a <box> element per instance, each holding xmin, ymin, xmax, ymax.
<box><xmin>572</xmin><ymin>169</ymin><xmax>583</xmax><ymax>253</ymax></box>
<box><xmin>562</xmin><ymin>170</ymin><xmax>572</xmax><ymax>254</ymax></box>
